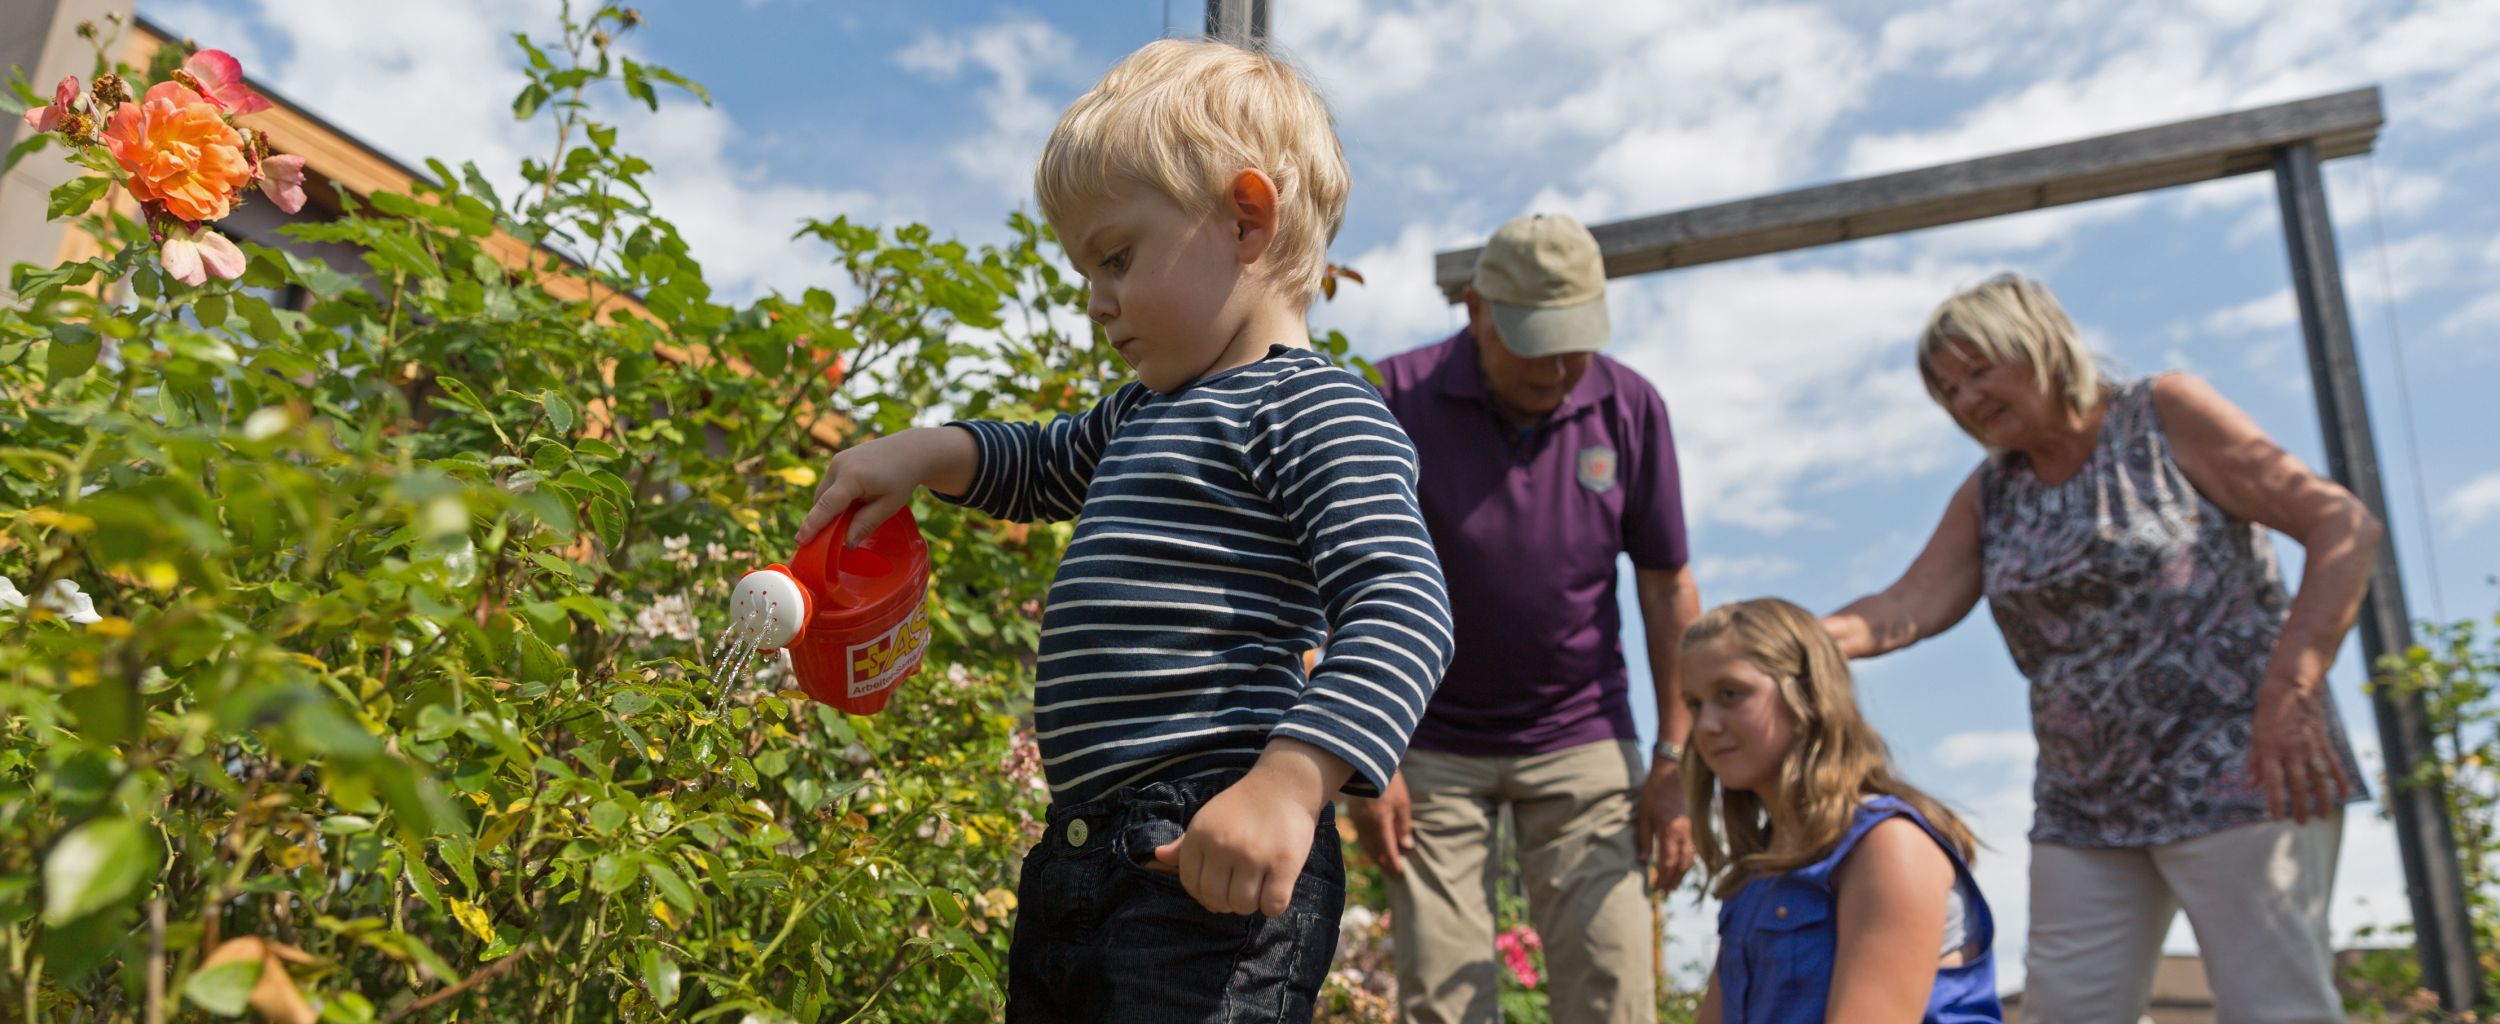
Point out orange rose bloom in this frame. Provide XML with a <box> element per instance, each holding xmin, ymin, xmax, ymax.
<box><xmin>102</xmin><ymin>81</ymin><xmax>252</xmax><ymax>223</ymax></box>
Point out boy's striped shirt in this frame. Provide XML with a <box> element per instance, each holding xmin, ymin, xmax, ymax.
<box><xmin>944</xmin><ymin>346</ymin><xmax>1453</xmax><ymax>803</ymax></box>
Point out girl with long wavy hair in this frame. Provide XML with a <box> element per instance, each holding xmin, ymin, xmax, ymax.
<box><xmin>1683</xmin><ymin>598</ymin><xmax>2001</xmax><ymax>1023</ymax></box>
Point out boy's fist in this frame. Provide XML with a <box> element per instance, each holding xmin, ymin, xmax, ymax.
<box><xmin>1148</xmin><ymin>738</ymin><xmax>1352</xmax><ymax>917</ymax></box>
<box><xmin>1152</xmin><ymin>772</ymin><xmax>1316</xmax><ymax>917</ymax></box>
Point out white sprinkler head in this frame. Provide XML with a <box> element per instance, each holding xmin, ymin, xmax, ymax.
<box><xmin>728</xmin><ymin>569</ymin><xmax>808</xmax><ymax>649</ymax></box>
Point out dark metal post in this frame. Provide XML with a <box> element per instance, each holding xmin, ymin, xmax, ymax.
<box><xmin>1205</xmin><ymin>0</ymin><xmax>1268</xmax><ymax>48</ymax></box>
<box><xmin>2273</xmin><ymin>140</ymin><xmax>2479</xmax><ymax>1011</ymax></box>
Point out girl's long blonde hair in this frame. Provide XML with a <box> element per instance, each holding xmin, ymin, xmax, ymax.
<box><xmin>1682</xmin><ymin>598</ymin><xmax>1979</xmax><ymax>900</ymax></box>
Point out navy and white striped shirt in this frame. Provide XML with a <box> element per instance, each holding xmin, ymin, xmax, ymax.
<box><xmin>944</xmin><ymin>345</ymin><xmax>1453</xmax><ymax>804</ymax></box>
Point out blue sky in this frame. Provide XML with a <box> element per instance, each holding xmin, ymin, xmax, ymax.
<box><xmin>145</xmin><ymin>0</ymin><xmax>2499</xmax><ymax>991</ymax></box>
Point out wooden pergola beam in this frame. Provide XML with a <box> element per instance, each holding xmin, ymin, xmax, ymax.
<box><xmin>1433</xmin><ymin>87</ymin><xmax>2383</xmax><ymax>300</ymax></box>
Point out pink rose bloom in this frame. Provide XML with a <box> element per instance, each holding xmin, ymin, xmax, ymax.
<box><xmin>181</xmin><ymin>50</ymin><xmax>271</xmax><ymax>115</ymax></box>
<box><xmin>257</xmin><ymin>152</ymin><xmax>307</xmax><ymax>214</ymax></box>
<box><xmin>160</xmin><ymin>222</ymin><xmax>245</xmax><ymax>286</ymax></box>
<box><xmin>21</xmin><ymin>75</ymin><xmax>78</xmax><ymax>132</ymax></box>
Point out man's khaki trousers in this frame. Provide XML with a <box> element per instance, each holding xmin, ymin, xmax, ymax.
<box><xmin>1388</xmin><ymin>740</ymin><xmax>1654</xmax><ymax>1023</ymax></box>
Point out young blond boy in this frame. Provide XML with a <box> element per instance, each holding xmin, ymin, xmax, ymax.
<box><xmin>796</xmin><ymin>39</ymin><xmax>1452</xmax><ymax>1021</ymax></box>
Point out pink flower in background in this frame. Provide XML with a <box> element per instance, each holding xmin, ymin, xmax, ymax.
<box><xmin>21</xmin><ymin>75</ymin><xmax>78</xmax><ymax>131</ymax></box>
<box><xmin>257</xmin><ymin>152</ymin><xmax>306</xmax><ymax>214</ymax></box>
<box><xmin>1495</xmin><ymin>925</ymin><xmax>1543</xmax><ymax>989</ymax></box>
<box><xmin>158</xmin><ymin>222</ymin><xmax>244</xmax><ymax>286</ymax></box>
<box><xmin>179</xmin><ymin>50</ymin><xmax>271</xmax><ymax>115</ymax></box>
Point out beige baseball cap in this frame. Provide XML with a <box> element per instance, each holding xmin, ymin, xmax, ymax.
<box><xmin>1472</xmin><ymin>213</ymin><xmax>1610</xmax><ymax>358</ymax></box>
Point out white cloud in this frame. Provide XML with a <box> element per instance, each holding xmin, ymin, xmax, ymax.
<box><xmin>2205</xmin><ymin>291</ymin><xmax>2299</xmax><ymax>335</ymax></box>
<box><xmin>1934</xmin><ymin>730</ymin><xmax>2038</xmax><ymax>768</ymax></box>
<box><xmin>2437</xmin><ymin>470</ymin><xmax>2500</xmax><ymax>534</ymax></box>
<box><xmin>2438</xmin><ymin>293</ymin><xmax>2500</xmax><ymax>337</ymax></box>
<box><xmin>1310</xmin><ymin>220</ymin><xmax>1475</xmax><ymax>360</ymax></box>
<box><xmin>894</xmin><ymin>17</ymin><xmax>1080</xmax><ymax>204</ymax></box>
<box><xmin>1690</xmin><ymin>554</ymin><xmax>1801</xmax><ymax>590</ymax></box>
<box><xmin>1606</xmin><ymin>260</ymin><xmax>1983</xmax><ymax>533</ymax></box>
<box><xmin>2203</xmin><ymin>230</ymin><xmax>2484</xmax><ymax>337</ymax></box>
<box><xmin>144</xmin><ymin>0</ymin><xmax>891</xmax><ymax>303</ymax></box>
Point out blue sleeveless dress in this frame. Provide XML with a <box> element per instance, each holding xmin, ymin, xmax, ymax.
<box><xmin>1713</xmin><ymin>796</ymin><xmax>2001</xmax><ymax>1022</ymax></box>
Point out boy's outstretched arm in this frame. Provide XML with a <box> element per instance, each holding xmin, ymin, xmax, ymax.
<box><xmin>1152</xmin><ymin>738</ymin><xmax>1351</xmax><ymax>917</ymax></box>
<box><xmin>800</xmin><ymin>383</ymin><xmax>1148</xmax><ymax>544</ymax></box>
<box><xmin>797</xmin><ymin>426</ymin><xmax>978</xmax><ymax>546</ymax></box>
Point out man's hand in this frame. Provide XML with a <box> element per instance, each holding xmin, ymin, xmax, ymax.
<box><xmin>1636</xmin><ymin>760</ymin><xmax>1694</xmax><ymax>891</ymax></box>
<box><xmin>1344</xmin><ymin>770</ymin><xmax>1414</xmax><ymax>880</ymax></box>
<box><xmin>1153</xmin><ymin>739</ymin><xmax>1350</xmax><ymax>916</ymax></box>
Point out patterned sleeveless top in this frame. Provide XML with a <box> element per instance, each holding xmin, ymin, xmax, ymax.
<box><xmin>1977</xmin><ymin>376</ymin><xmax>2366</xmax><ymax>847</ymax></box>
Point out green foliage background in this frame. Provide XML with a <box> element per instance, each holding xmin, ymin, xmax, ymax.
<box><xmin>0</xmin><ymin>6</ymin><xmax>1244</xmax><ymax>1020</ymax></box>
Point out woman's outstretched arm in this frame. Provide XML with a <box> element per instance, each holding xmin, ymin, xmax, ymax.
<box><xmin>1824</xmin><ymin>471</ymin><xmax>1985</xmax><ymax>659</ymax></box>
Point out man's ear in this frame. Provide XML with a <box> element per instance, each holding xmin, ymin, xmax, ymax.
<box><xmin>1462</xmin><ymin>286</ymin><xmax>1493</xmax><ymax>337</ymax></box>
<box><xmin>1228</xmin><ymin>168</ymin><xmax>1281</xmax><ymax>265</ymax></box>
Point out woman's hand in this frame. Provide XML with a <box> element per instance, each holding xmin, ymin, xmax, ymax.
<box><xmin>2249</xmin><ymin>681</ymin><xmax>2353</xmax><ymax>823</ymax></box>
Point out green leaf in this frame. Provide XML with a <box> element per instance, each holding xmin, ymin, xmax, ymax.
<box><xmin>641</xmin><ymin>947</ymin><xmax>682</xmax><ymax>1006</ymax></box>
<box><xmin>195</xmin><ymin>293</ymin><xmax>230</xmax><ymax>327</ymax></box>
<box><xmin>512</xmin><ymin>82</ymin><xmax>550</xmax><ymax>121</ymax></box>
<box><xmin>642</xmin><ymin>858</ymin><xmax>697</xmax><ymax>911</ymax></box>
<box><xmin>45</xmin><ymin>323</ymin><xmax>99</xmax><ymax>382</ymax></box>
<box><xmin>182</xmin><ymin>957</ymin><xmax>263</xmax><ymax>1016</ymax></box>
<box><xmin>590</xmin><ymin>801</ymin><xmax>628</xmax><ymax>835</ymax></box>
<box><xmin>46</xmin><ymin>174</ymin><xmax>110</xmax><ymax>220</ymax></box>
<box><xmin>5</xmin><ymin>132</ymin><xmax>51</xmax><ymax>175</ymax></box>
<box><xmin>929</xmin><ymin>887</ymin><xmax>966</xmax><ymax>927</ymax></box>
<box><xmin>541</xmin><ymin>390</ymin><xmax>575</xmax><ymax>433</ymax></box>
<box><xmin>321</xmin><ymin>990</ymin><xmax>377</xmax><ymax>1023</ymax></box>
<box><xmin>42</xmin><ymin>816</ymin><xmax>158</xmax><ymax>925</ymax></box>
<box><xmin>590</xmin><ymin>853</ymin><xmax>639</xmax><ymax>894</ymax></box>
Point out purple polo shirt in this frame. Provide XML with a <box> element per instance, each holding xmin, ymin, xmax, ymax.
<box><xmin>1372</xmin><ymin>329</ymin><xmax>1689</xmax><ymax>756</ymax></box>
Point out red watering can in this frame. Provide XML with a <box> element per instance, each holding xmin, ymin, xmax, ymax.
<box><xmin>727</xmin><ymin>507</ymin><xmax>932</xmax><ymax>714</ymax></box>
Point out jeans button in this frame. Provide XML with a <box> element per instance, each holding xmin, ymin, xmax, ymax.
<box><xmin>1067</xmin><ymin>819</ymin><xmax>1090</xmax><ymax>847</ymax></box>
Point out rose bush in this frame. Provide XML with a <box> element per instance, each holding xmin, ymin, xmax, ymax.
<box><xmin>0</xmin><ymin>6</ymin><xmax>1172</xmax><ymax>1019</ymax></box>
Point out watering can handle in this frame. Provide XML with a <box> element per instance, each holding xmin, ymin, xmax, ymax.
<box><xmin>793</xmin><ymin>509</ymin><xmax>851</xmax><ymax>596</ymax></box>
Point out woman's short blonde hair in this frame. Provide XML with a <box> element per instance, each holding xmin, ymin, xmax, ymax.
<box><xmin>1916</xmin><ymin>273</ymin><xmax>2106</xmax><ymax>427</ymax></box>
<box><xmin>1034</xmin><ymin>39</ymin><xmax>1349</xmax><ymax>308</ymax></box>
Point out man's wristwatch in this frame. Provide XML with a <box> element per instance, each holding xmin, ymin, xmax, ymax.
<box><xmin>1651</xmin><ymin>738</ymin><xmax>1684</xmax><ymax>765</ymax></box>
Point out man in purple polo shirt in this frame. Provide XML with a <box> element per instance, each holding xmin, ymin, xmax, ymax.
<box><xmin>1351</xmin><ymin>213</ymin><xmax>1699</xmax><ymax>1023</ymax></box>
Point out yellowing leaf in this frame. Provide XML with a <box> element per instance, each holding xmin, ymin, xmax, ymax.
<box><xmin>24</xmin><ymin>508</ymin><xmax>96</xmax><ymax>533</ymax></box>
<box><xmin>85</xmin><ymin>616</ymin><xmax>133</xmax><ymax>638</ymax></box>
<box><xmin>771</xmin><ymin>465</ymin><xmax>818</xmax><ymax>488</ymax></box>
<box><xmin>449</xmin><ymin>899</ymin><xmax>496</xmax><ymax>943</ymax></box>
<box><xmin>140</xmin><ymin>561</ymin><xmax>179</xmax><ymax>590</ymax></box>
<box><xmin>732</xmin><ymin>508</ymin><xmax>763</xmax><ymax>533</ymax></box>
<box><xmin>649</xmin><ymin>898</ymin><xmax>679</xmax><ymax>930</ymax></box>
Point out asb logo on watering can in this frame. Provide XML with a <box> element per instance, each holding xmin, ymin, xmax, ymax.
<box><xmin>846</xmin><ymin>599</ymin><xmax>931</xmax><ymax>700</ymax></box>
<box><xmin>725</xmin><ymin>507</ymin><xmax>933</xmax><ymax>715</ymax></box>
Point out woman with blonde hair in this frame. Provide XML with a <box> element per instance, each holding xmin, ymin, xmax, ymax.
<box><xmin>1827</xmin><ymin>272</ymin><xmax>2373</xmax><ymax>1022</ymax></box>
<box><xmin>1685</xmin><ymin>597</ymin><xmax>2000</xmax><ymax>1023</ymax></box>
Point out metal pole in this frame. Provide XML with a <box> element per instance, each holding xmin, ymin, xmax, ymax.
<box><xmin>1205</xmin><ymin>0</ymin><xmax>1268</xmax><ymax>48</ymax></box>
<box><xmin>2273</xmin><ymin>140</ymin><xmax>2480</xmax><ymax>1011</ymax></box>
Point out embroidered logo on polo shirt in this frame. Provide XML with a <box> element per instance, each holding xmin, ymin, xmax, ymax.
<box><xmin>1577</xmin><ymin>445</ymin><xmax>1616</xmax><ymax>493</ymax></box>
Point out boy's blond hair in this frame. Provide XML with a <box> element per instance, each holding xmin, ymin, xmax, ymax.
<box><xmin>1035</xmin><ymin>39</ymin><xmax>1349</xmax><ymax>307</ymax></box>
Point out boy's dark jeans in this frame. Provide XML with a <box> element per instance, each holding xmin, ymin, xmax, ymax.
<box><xmin>1005</xmin><ymin>773</ymin><xmax>1345</xmax><ymax>1023</ymax></box>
